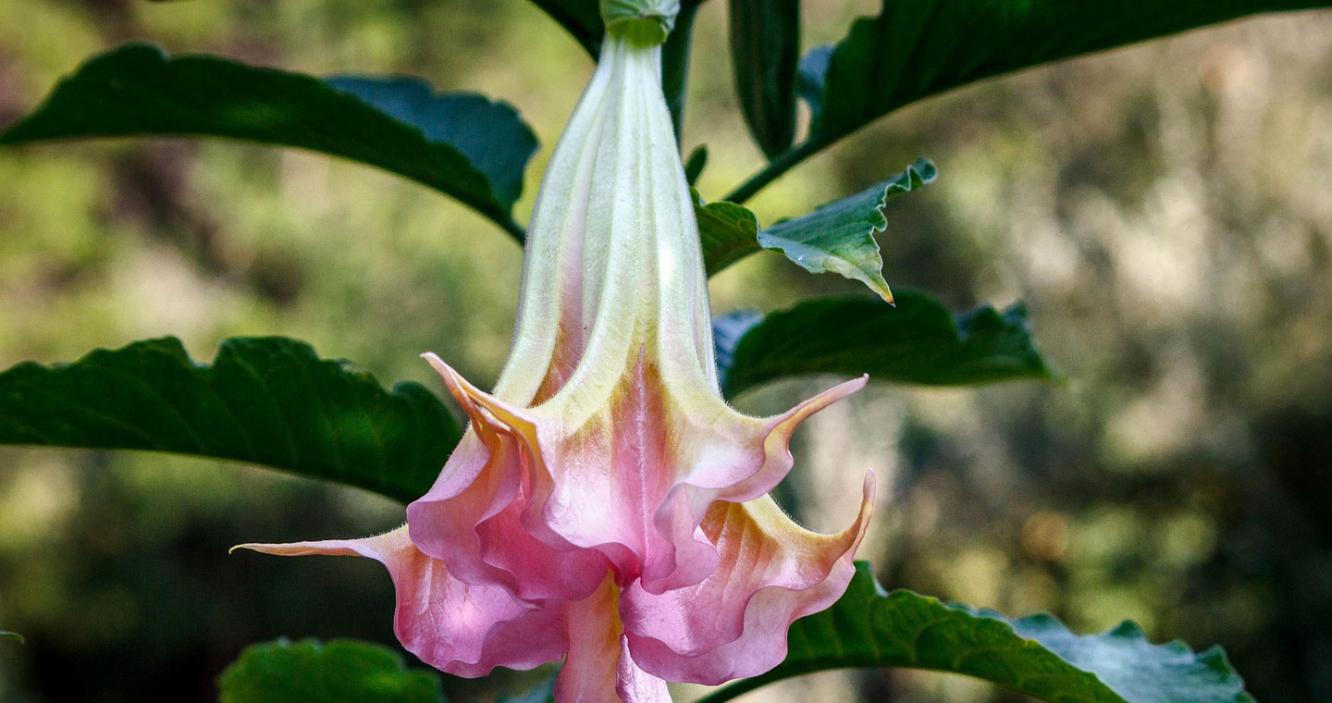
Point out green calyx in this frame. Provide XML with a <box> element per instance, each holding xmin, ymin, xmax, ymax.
<box><xmin>600</xmin><ymin>0</ymin><xmax>680</xmax><ymax>46</ymax></box>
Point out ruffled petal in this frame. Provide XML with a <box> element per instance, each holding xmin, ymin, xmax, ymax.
<box><xmin>408</xmin><ymin>354</ymin><xmax>609</xmax><ymax>602</ymax></box>
<box><xmin>555</xmin><ymin>574</ymin><xmax>671</xmax><ymax>703</ymax></box>
<box><xmin>641</xmin><ymin>376</ymin><xmax>868</xmax><ymax>592</ymax></box>
<box><xmin>526</xmin><ymin>369</ymin><xmax>867</xmax><ymax>592</ymax></box>
<box><xmin>232</xmin><ymin>527</ymin><xmax>565</xmax><ymax>677</ymax></box>
<box><xmin>621</xmin><ymin>472</ymin><xmax>876</xmax><ymax>684</ymax></box>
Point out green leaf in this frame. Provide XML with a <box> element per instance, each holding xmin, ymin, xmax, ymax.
<box><xmin>218</xmin><ymin>639</ymin><xmax>443</xmax><ymax>703</ymax></box>
<box><xmin>807</xmin><ymin>0</ymin><xmax>1332</xmax><ymax>143</ymax></box>
<box><xmin>700</xmin><ymin>159</ymin><xmax>936</xmax><ymax>301</ymax></box>
<box><xmin>726</xmin><ymin>0</ymin><xmax>1331</xmax><ymax>203</ymax></box>
<box><xmin>0</xmin><ymin>631</ymin><xmax>23</xmax><ymax>645</ymax></box>
<box><xmin>0</xmin><ymin>44</ymin><xmax>537</xmax><ymax>240</ymax></box>
<box><xmin>695</xmin><ymin>192</ymin><xmax>762</xmax><ymax>277</ymax></box>
<box><xmin>714</xmin><ymin>291</ymin><xmax>1055</xmax><ymax>398</ymax></box>
<box><xmin>699</xmin><ymin>563</ymin><xmax>1255</xmax><ymax>703</ymax></box>
<box><xmin>0</xmin><ymin>337</ymin><xmax>458</xmax><ymax>504</ymax></box>
<box><xmin>526</xmin><ymin>0</ymin><xmax>604</xmax><ymax>55</ymax></box>
<box><xmin>729</xmin><ymin>0</ymin><xmax>800</xmax><ymax>157</ymax></box>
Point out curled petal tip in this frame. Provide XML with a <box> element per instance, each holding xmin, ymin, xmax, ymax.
<box><xmin>422</xmin><ymin>354</ymin><xmax>514</xmax><ymax>416</ymax></box>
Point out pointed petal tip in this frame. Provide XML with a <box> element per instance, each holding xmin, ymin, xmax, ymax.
<box><xmin>228</xmin><ymin>542</ymin><xmax>303</xmax><ymax>557</ymax></box>
<box><xmin>420</xmin><ymin>351</ymin><xmax>529</xmax><ymax>423</ymax></box>
<box><xmin>783</xmin><ymin>374</ymin><xmax>868</xmax><ymax>422</ymax></box>
<box><xmin>859</xmin><ymin>469</ymin><xmax>878</xmax><ymax>521</ymax></box>
<box><xmin>421</xmin><ymin>351</ymin><xmax>459</xmax><ymax>385</ymax></box>
<box><xmin>421</xmin><ymin>353</ymin><xmax>492</xmax><ymax>417</ymax></box>
<box><xmin>225</xmin><ymin>539</ymin><xmax>377</xmax><ymax>559</ymax></box>
<box><xmin>229</xmin><ymin>542</ymin><xmax>291</xmax><ymax>556</ymax></box>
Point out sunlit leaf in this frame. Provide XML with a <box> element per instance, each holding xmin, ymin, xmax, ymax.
<box><xmin>700</xmin><ymin>159</ymin><xmax>936</xmax><ymax>301</ymax></box>
<box><xmin>0</xmin><ymin>337</ymin><xmax>458</xmax><ymax>503</ymax></box>
<box><xmin>218</xmin><ymin>639</ymin><xmax>443</xmax><ymax>703</ymax></box>
<box><xmin>700</xmin><ymin>563</ymin><xmax>1255</xmax><ymax>703</ymax></box>
<box><xmin>729</xmin><ymin>0</ymin><xmax>800</xmax><ymax>156</ymax></box>
<box><xmin>0</xmin><ymin>44</ymin><xmax>537</xmax><ymax>240</ymax></box>
<box><xmin>714</xmin><ymin>291</ymin><xmax>1055</xmax><ymax>398</ymax></box>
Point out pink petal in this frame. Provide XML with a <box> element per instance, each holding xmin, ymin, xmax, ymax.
<box><xmin>409</xmin><ymin>355</ymin><xmax>609</xmax><ymax>601</ymax></box>
<box><xmin>529</xmin><ymin>364</ymin><xmax>867</xmax><ymax>592</ymax></box>
<box><xmin>555</xmin><ymin>574</ymin><xmax>671</xmax><ymax>703</ymax></box>
<box><xmin>641</xmin><ymin>376</ymin><xmax>868</xmax><ymax>593</ymax></box>
<box><xmin>622</xmin><ymin>472</ymin><xmax>876</xmax><ymax>684</ymax></box>
<box><xmin>232</xmin><ymin>527</ymin><xmax>565</xmax><ymax>677</ymax></box>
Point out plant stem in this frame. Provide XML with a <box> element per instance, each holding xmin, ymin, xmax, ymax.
<box><xmin>722</xmin><ymin>136</ymin><xmax>826</xmax><ymax>204</ymax></box>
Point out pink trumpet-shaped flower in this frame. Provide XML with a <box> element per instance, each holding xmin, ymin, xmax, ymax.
<box><xmin>236</xmin><ymin>23</ymin><xmax>875</xmax><ymax>703</ymax></box>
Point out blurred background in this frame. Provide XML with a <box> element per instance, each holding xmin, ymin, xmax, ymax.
<box><xmin>1</xmin><ymin>0</ymin><xmax>1330</xmax><ymax>701</ymax></box>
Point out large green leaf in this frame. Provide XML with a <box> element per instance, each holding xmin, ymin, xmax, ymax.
<box><xmin>726</xmin><ymin>0</ymin><xmax>1332</xmax><ymax>202</ymax></box>
<box><xmin>700</xmin><ymin>159</ymin><xmax>935</xmax><ymax>300</ymax></box>
<box><xmin>0</xmin><ymin>44</ymin><xmax>537</xmax><ymax>240</ymax></box>
<box><xmin>0</xmin><ymin>337</ymin><xmax>458</xmax><ymax>503</ymax></box>
<box><xmin>809</xmin><ymin>0</ymin><xmax>1332</xmax><ymax>141</ymax></box>
<box><xmin>700</xmin><ymin>563</ymin><xmax>1255</xmax><ymax>703</ymax></box>
<box><xmin>218</xmin><ymin>639</ymin><xmax>443</xmax><ymax>703</ymax></box>
<box><xmin>714</xmin><ymin>291</ymin><xmax>1055</xmax><ymax>398</ymax></box>
<box><xmin>729</xmin><ymin>0</ymin><xmax>801</xmax><ymax>157</ymax></box>
<box><xmin>0</xmin><ymin>631</ymin><xmax>23</xmax><ymax>644</ymax></box>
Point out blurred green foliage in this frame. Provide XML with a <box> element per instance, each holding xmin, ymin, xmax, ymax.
<box><xmin>0</xmin><ymin>1</ymin><xmax>1330</xmax><ymax>702</ymax></box>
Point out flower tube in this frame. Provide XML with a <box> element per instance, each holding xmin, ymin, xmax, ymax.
<box><xmin>237</xmin><ymin>4</ymin><xmax>875</xmax><ymax>699</ymax></box>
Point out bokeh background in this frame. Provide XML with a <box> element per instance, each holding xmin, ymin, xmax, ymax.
<box><xmin>1</xmin><ymin>1</ymin><xmax>1330</xmax><ymax>701</ymax></box>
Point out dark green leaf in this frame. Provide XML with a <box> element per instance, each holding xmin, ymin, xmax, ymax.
<box><xmin>0</xmin><ymin>44</ymin><xmax>537</xmax><ymax>240</ymax></box>
<box><xmin>700</xmin><ymin>563</ymin><xmax>1255</xmax><ymax>703</ymax></box>
<box><xmin>715</xmin><ymin>291</ymin><xmax>1055</xmax><ymax>398</ymax></box>
<box><xmin>727</xmin><ymin>0</ymin><xmax>1330</xmax><ymax>203</ymax></box>
<box><xmin>810</xmin><ymin>0</ymin><xmax>1331</xmax><ymax>143</ymax></box>
<box><xmin>0</xmin><ymin>631</ymin><xmax>23</xmax><ymax>645</ymax></box>
<box><xmin>525</xmin><ymin>0</ymin><xmax>604</xmax><ymax>56</ymax></box>
<box><xmin>218</xmin><ymin>639</ymin><xmax>443</xmax><ymax>703</ymax></box>
<box><xmin>729</xmin><ymin>0</ymin><xmax>800</xmax><ymax>156</ymax></box>
<box><xmin>325</xmin><ymin>76</ymin><xmax>536</xmax><ymax>213</ymax></box>
<box><xmin>0</xmin><ymin>337</ymin><xmax>458</xmax><ymax>503</ymax></box>
<box><xmin>700</xmin><ymin>159</ymin><xmax>936</xmax><ymax>300</ymax></box>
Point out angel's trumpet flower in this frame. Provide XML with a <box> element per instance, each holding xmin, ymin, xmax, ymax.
<box><xmin>237</xmin><ymin>3</ymin><xmax>875</xmax><ymax>699</ymax></box>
